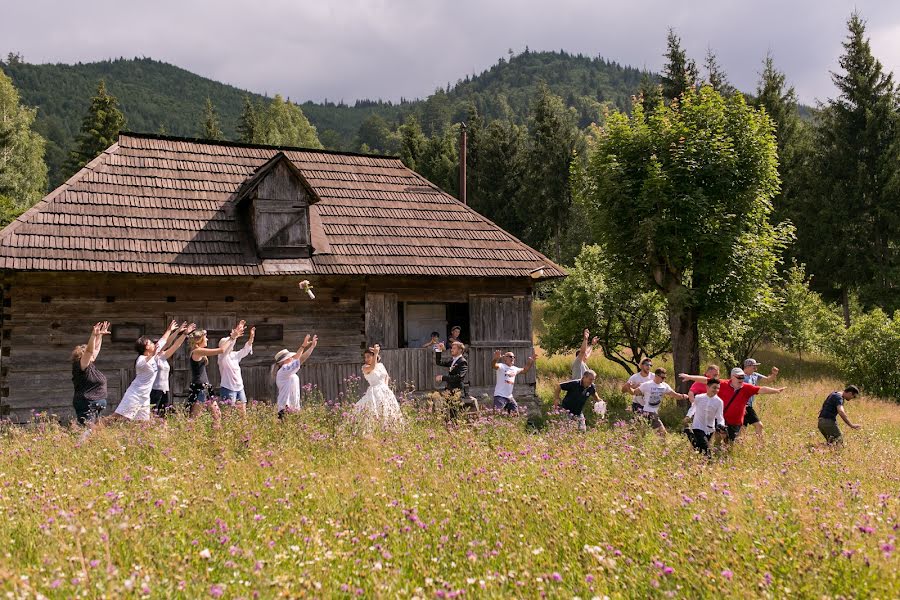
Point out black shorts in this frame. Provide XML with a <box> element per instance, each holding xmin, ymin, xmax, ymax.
<box><xmin>743</xmin><ymin>405</ymin><xmax>760</xmax><ymax>426</ymax></box>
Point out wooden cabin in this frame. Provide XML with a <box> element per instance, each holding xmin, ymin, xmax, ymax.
<box><xmin>0</xmin><ymin>133</ymin><xmax>564</xmax><ymax>422</ymax></box>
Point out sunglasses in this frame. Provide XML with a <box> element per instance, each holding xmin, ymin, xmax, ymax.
<box><xmin>735</xmin><ymin>376</ymin><xmax>745</xmax><ymax>380</ymax></box>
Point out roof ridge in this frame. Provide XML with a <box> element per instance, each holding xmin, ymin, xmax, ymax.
<box><xmin>119</xmin><ymin>131</ymin><xmax>401</xmax><ymax>160</ymax></box>
<box><xmin>0</xmin><ymin>142</ymin><xmax>119</xmax><ymax>242</ymax></box>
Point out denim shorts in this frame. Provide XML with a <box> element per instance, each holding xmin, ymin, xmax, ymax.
<box><xmin>187</xmin><ymin>383</ymin><xmax>210</xmax><ymax>407</ymax></box>
<box><xmin>493</xmin><ymin>395</ymin><xmax>518</xmax><ymax>412</ymax></box>
<box><xmin>74</xmin><ymin>398</ymin><xmax>107</xmax><ymax>425</ymax></box>
<box><xmin>219</xmin><ymin>387</ymin><xmax>247</xmax><ymax>403</ymax></box>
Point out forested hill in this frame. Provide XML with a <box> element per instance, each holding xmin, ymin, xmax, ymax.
<box><xmin>1</xmin><ymin>51</ymin><xmax>649</xmax><ymax>186</ymax></box>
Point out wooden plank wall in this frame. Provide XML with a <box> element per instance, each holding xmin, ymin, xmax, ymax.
<box><xmin>0</xmin><ymin>273</ymin><xmax>539</xmax><ymax>421</ymax></box>
<box><xmin>470</xmin><ymin>295</ymin><xmax>533</xmax><ymax>343</ymax></box>
<box><xmin>364</xmin><ymin>292</ymin><xmax>398</xmax><ymax>349</ymax></box>
<box><xmin>1</xmin><ymin>273</ymin><xmax>365</xmax><ymax>421</ymax></box>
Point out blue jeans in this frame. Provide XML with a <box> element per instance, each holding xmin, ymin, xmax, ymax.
<box><xmin>493</xmin><ymin>395</ymin><xmax>518</xmax><ymax>413</ymax></box>
<box><xmin>219</xmin><ymin>387</ymin><xmax>247</xmax><ymax>403</ymax></box>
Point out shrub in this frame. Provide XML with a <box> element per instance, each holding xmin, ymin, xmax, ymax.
<box><xmin>835</xmin><ymin>308</ymin><xmax>900</xmax><ymax>399</ymax></box>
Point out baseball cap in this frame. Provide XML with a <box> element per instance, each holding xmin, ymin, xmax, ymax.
<box><xmin>731</xmin><ymin>367</ymin><xmax>746</xmax><ymax>378</ymax></box>
<box><xmin>743</xmin><ymin>358</ymin><xmax>760</xmax><ymax>367</ymax></box>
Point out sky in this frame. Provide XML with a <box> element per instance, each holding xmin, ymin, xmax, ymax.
<box><xmin>3</xmin><ymin>0</ymin><xmax>900</xmax><ymax>105</ymax></box>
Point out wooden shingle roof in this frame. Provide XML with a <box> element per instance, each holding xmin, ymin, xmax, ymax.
<box><xmin>0</xmin><ymin>133</ymin><xmax>565</xmax><ymax>279</ymax></box>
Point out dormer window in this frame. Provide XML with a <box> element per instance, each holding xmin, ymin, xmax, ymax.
<box><xmin>235</xmin><ymin>153</ymin><xmax>319</xmax><ymax>259</ymax></box>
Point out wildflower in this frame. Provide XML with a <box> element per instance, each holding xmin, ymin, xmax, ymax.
<box><xmin>550</xmin><ymin>572</ymin><xmax>562</xmax><ymax>582</ymax></box>
<box><xmin>199</xmin><ymin>548</ymin><xmax>212</xmax><ymax>560</ymax></box>
<box><xmin>209</xmin><ymin>584</ymin><xmax>225</xmax><ymax>598</ymax></box>
<box><xmin>721</xmin><ymin>569</ymin><xmax>733</xmax><ymax>580</ymax></box>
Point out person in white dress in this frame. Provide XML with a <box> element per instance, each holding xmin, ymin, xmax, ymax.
<box><xmin>273</xmin><ymin>334</ymin><xmax>318</xmax><ymax>418</ymax></box>
<box><xmin>112</xmin><ymin>321</ymin><xmax>191</xmax><ymax>421</ymax></box>
<box><xmin>354</xmin><ymin>344</ymin><xmax>404</xmax><ymax>433</ymax></box>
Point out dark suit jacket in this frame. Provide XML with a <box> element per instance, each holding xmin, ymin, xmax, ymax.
<box><xmin>435</xmin><ymin>352</ymin><xmax>468</xmax><ymax>393</ymax></box>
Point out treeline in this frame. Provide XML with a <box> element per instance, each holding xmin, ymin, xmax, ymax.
<box><xmin>1</xmin><ymin>50</ymin><xmax>649</xmax><ymax>187</ymax></box>
<box><xmin>540</xmin><ymin>14</ymin><xmax>900</xmax><ymax>399</ymax></box>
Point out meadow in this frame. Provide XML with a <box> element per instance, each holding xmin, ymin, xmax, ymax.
<box><xmin>0</xmin><ymin>354</ymin><xmax>898</xmax><ymax>599</ymax></box>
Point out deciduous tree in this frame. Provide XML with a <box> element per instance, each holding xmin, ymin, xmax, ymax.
<box><xmin>0</xmin><ymin>69</ymin><xmax>47</xmax><ymax>226</ymax></box>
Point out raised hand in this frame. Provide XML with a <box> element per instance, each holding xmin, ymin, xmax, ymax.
<box><xmin>373</xmin><ymin>344</ymin><xmax>380</xmax><ymax>353</ymax></box>
<box><xmin>168</xmin><ymin>319</ymin><xmax>179</xmax><ymax>332</ymax></box>
<box><xmin>771</xmin><ymin>366</ymin><xmax>780</xmax><ymax>376</ymax></box>
<box><xmin>177</xmin><ymin>321</ymin><xmax>189</xmax><ymax>332</ymax></box>
<box><xmin>248</xmin><ymin>326</ymin><xmax>256</xmax><ymax>341</ymax></box>
<box><xmin>591</xmin><ymin>336</ymin><xmax>600</xmax><ymax>346</ymax></box>
<box><xmin>309</xmin><ymin>335</ymin><xmax>318</xmax><ymax>346</ymax></box>
<box><xmin>583</xmin><ymin>328</ymin><xmax>590</xmax><ymax>340</ymax></box>
<box><xmin>302</xmin><ymin>334</ymin><xmax>312</xmax><ymax>347</ymax></box>
<box><xmin>186</xmin><ymin>323</ymin><xmax>198</xmax><ymax>334</ymax></box>
<box><xmin>493</xmin><ymin>349</ymin><xmax>502</xmax><ymax>360</ymax></box>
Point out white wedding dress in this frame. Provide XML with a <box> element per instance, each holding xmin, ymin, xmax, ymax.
<box><xmin>355</xmin><ymin>362</ymin><xmax>404</xmax><ymax>432</ymax></box>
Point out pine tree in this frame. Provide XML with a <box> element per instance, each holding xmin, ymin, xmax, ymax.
<box><xmin>398</xmin><ymin>115</ymin><xmax>426</xmax><ymax>172</ymax></box>
<box><xmin>524</xmin><ymin>83</ymin><xmax>586</xmax><ymax>261</ymax></box>
<box><xmin>200</xmin><ymin>98</ymin><xmax>223</xmax><ymax>140</ymax></box>
<box><xmin>636</xmin><ymin>73</ymin><xmax>664</xmax><ymax>117</ymax></box>
<box><xmin>66</xmin><ymin>80</ymin><xmax>125</xmax><ymax>176</ymax></box>
<box><xmin>660</xmin><ymin>28</ymin><xmax>698</xmax><ymax>102</ymax></box>
<box><xmin>803</xmin><ymin>12</ymin><xmax>900</xmax><ymax>317</ymax></box>
<box><xmin>753</xmin><ymin>53</ymin><xmax>807</xmax><ymax>225</ymax></box>
<box><xmin>704</xmin><ymin>48</ymin><xmax>735</xmax><ymax>96</ymax></box>
<box><xmin>237</xmin><ymin>96</ymin><xmax>260</xmax><ymax>143</ymax></box>
<box><xmin>0</xmin><ymin>70</ymin><xmax>48</xmax><ymax>225</ymax></box>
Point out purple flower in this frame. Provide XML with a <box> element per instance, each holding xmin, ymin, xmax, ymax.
<box><xmin>209</xmin><ymin>584</ymin><xmax>225</xmax><ymax>598</ymax></box>
<box><xmin>721</xmin><ymin>569</ymin><xmax>733</xmax><ymax>580</ymax></box>
<box><xmin>550</xmin><ymin>572</ymin><xmax>562</xmax><ymax>582</ymax></box>
<box><xmin>663</xmin><ymin>566</ymin><xmax>674</xmax><ymax>576</ymax></box>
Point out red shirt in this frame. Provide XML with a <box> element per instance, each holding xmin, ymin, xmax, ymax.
<box><xmin>689</xmin><ymin>381</ymin><xmax>707</xmax><ymax>395</ymax></box>
<box><xmin>718</xmin><ymin>382</ymin><xmax>761</xmax><ymax>426</ymax></box>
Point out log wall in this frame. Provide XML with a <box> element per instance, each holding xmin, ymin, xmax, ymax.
<box><xmin>0</xmin><ymin>272</ymin><xmax>537</xmax><ymax>421</ymax></box>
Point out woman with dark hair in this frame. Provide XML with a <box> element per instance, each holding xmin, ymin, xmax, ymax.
<box><xmin>113</xmin><ymin>320</ymin><xmax>183</xmax><ymax>421</ymax></box>
<box><xmin>354</xmin><ymin>344</ymin><xmax>404</xmax><ymax>433</ymax></box>
<box><xmin>71</xmin><ymin>321</ymin><xmax>111</xmax><ymax>425</ymax></box>
<box><xmin>151</xmin><ymin>323</ymin><xmax>196</xmax><ymax>416</ymax></box>
<box><xmin>186</xmin><ymin>321</ymin><xmax>245</xmax><ymax>423</ymax></box>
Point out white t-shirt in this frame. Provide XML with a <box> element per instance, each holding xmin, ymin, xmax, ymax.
<box><xmin>275</xmin><ymin>359</ymin><xmax>303</xmax><ymax>411</ymax></box>
<box><xmin>494</xmin><ymin>363</ymin><xmax>524</xmax><ymax>399</ymax></box>
<box><xmin>220</xmin><ymin>341</ymin><xmax>253</xmax><ymax>392</ymax></box>
<box><xmin>152</xmin><ymin>355</ymin><xmax>170</xmax><ymax>392</ymax></box>
<box><xmin>691</xmin><ymin>393</ymin><xmax>724</xmax><ymax>434</ymax></box>
<box><xmin>626</xmin><ymin>372</ymin><xmax>653</xmax><ymax>391</ymax></box>
<box><xmin>638</xmin><ymin>380</ymin><xmax>673</xmax><ymax>414</ymax></box>
<box><xmin>572</xmin><ymin>357</ymin><xmax>587</xmax><ymax>380</ymax></box>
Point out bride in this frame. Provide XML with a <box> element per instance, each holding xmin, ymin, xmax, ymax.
<box><xmin>354</xmin><ymin>344</ymin><xmax>404</xmax><ymax>433</ymax></box>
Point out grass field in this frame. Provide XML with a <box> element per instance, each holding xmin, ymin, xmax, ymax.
<box><xmin>1</xmin><ymin>357</ymin><xmax>898</xmax><ymax>598</ymax></box>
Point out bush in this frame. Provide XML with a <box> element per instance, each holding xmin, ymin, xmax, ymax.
<box><xmin>835</xmin><ymin>309</ymin><xmax>900</xmax><ymax>399</ymax></box>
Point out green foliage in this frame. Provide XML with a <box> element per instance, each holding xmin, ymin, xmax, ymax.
<box><xmin>398</xmin><ymin>115</ymin><xmax>426</xmax><ymax>172</ymax></box>
<box><xmin>468</xmin><ymin>118</ymin><xmax>528</xmax><ymax>239</ymax></box>
<box><xmin>835</xmin><ymin>308</ymin><xmax>900</xmax><ymax>399</ymax></box>
<box><xmin>660</xmin><ymin>29</ymin><xmax>698</xmax><ymax>102</ymax></box>
<box><xmin>200</xmin><ymin>98</ymin><xmax>223</xmax><ymax>140</ymax></box>
<box><xmin>66</xmin><ymin>80</ymin><xmax>125</xmax><ymax>177</ymax></box>
<box><xmin>798</xmin><ymin>13</ymin><xmax>900</xmax><ymax>312</ymax></box>
<box><xmin>236</xmin><ymin>95</ymin><xmax>260</xmax><ymax>143</ymax></box>
<box><xmin>417</xmin><ymin>124</ymin><xmax>459</xmax><ymax>196</ymax></box>
<box><xmin>704</xmin><ymin>48</ymin><xmax>735</xmax><ymax>97</ymax></box>
<box><xmin>773</xmin><ymin>263</ymin><xmax>843</xmax><ymax>360</ymax></box>
<box><xmin>541</xmin><ymin>245</ymin><xmax>670</xmax><ymax>375</ymax></box>
<box><xmin>255</xmin><ymin>95</ymin><xmax>322</xmax><ymax>148</ymax></box>
<box><xmin>0</xmin><ymin>69</ymin><xmax>47</xmax><ymax>226</ymax></box>
<box><xmin>579</xmin><ymin>85</ymin><xmax>790</xmax><ymax>376</ymax></box>
<box><xmin>356</xmin><ymin>114</ymin><xmax>397</xmax><ymax>154</ymax></box>
<box><xmin>523</xmin><ymin>83</ymin><xmax>586</xmax><ymax>261</ymax></box>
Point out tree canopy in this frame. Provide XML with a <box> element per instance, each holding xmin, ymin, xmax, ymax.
<box><xmin>0</xmin><ymin>69</ymin><xmax>47</xmax><ymax>226</ymax></box>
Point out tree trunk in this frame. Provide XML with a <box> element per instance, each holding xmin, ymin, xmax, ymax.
<box><xmin>841</xmin><ymin>286</ymin><xmax>851</xmax><ymax>328</ymax></box>
<box><xmin>667</xmin><ymin>303</ymin><xmax>700</xmax><ymax>407</ymax></box>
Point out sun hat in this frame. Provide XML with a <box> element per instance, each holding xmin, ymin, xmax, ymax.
<box><xmin>274</xmin><ymin>349</ymin><xmax>293</xmax><ymax>363</ymax></box>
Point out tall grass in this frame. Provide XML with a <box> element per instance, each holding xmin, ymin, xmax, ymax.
<box><xmin>0</xmin><ymin>374</ymin><xmax>897</xmax><ymax>598</ymax></box>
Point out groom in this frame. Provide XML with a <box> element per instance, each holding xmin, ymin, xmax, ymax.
<box><xmin>435</xmin><ymin>341</ymin><xmax>469</xmax><ymax>395</ymax></box>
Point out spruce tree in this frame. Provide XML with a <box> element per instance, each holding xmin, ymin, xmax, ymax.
<box><xmin>660</xmin><ymin>29</ymin><xmax>698</xmax><ymax>103</ymax></box>
<box><xmin>0</xmin><ymin>70</ymin><xmax>48</xmax><ymax>225</ymax></box>
<box><xmin>398</xmin><ymin>115</ymin><xmax>426</xmax><ymax>172</ymax></box>
<box><xmin>803</xmin><ymin>12</ymin><xmax>900</xmax><ymax>317</ymax></box>
<box><xmin>636</xmin><ymin>73</ymin><xmax>664</xmax><ymax>117</ymax></box>
<box><xmin>704</xmin><ymin>48</ymin><xmax>735</xmax><ymax>96</ymax></box>
<box><xmin>524</xmin><ymin>83</ymin><xmax>586</xmax><ymax>261</ymax></box>
<box><xmin>66</xmin><ymin>80</ymin><xmax>125</xmax><ymax>176</ymax></box>
<box><xmin>237</xmin><ymin>96</ymin><xmax>260</xmax><ymax>143</ymax></box>
<box><xmin>200</xmin><ymin>98</ymin><xmax>223</xmax><ymax>140</ymax></box>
